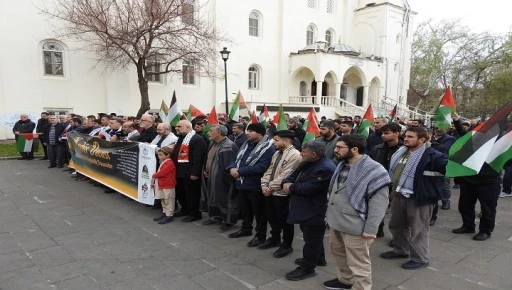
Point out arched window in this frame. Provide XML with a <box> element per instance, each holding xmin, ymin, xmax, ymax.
<box><xmin>248</xmin><ymin>65</ymin><xmax>260</xmax><ymax>89</ymax></box>
<box><xmin>249</xmin><ymin>12</ymin><xmax>259</xmax><ymax>37</ymax></box>
<box><xmin>299</xmin><ymin>81</ymin><xmax>307</xmax><ymax>96</ymax></box>
<box><xmin>325</xmin><ymin>29</ymin><xmax>335</xmax><ymax>47</ymax></box>
<box><xmin>307</xmin><ymin>25</ymin><xmax>315</xmax><ymax>45</ymax></box>
<box><xmin>42</xmin><ymin>42</ymin><xmax>64</xmax><ymax>76</ymax></box>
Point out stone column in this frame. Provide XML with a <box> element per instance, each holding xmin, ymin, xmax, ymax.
<box><xmin>315</xmin><ymin>81</ymin><xmax>323</xmax><ymax>105</ymax></box>
<box><xmin>362</xmin><ymin>85</ymin><xmax>369</xmax><ymax>108</ymax></box>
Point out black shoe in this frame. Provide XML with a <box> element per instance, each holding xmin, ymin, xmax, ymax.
<box><xmin>429</xmin><ymin>218</ymin><xmax>436</xmax><ymax>226</ymax></box>
<box><xmin>285</xmin><ymin>266</ymin><xmax>315</xmax><ymax>281</ymax></box>
<box><xmin>218</xmin><ymin>224</ymin><xmax>234</xmax><ymax>232</ymax></box>
<box><xmin>323</xmin><ymin>278</ymin><xmax>352</xmax><ymax>290</ymax></box>
<box><xmin>27</xmin><ymin>157</ymin><xmax>34</xmax><ymax>160</ymax></box>
<box><xmin>202</xmin><ymin>219</ymin><xmax>218</xmax><ymax>226</ymax></box>
<box><xmin>473</xmin><ymin>232</ymin><xmax>491</xmax><ymax>241</ymax></box>
<box><xmin>158</xmin><ymin>216</ymin><xmax>173</xmax><ymax>224</ymax></box>
<box><xmin>257</xmin><ymin>238</ymin><xmax>280</xmax><ymax>250</ymax></box>
<box><xmin>57</xmin><ymin>165</ymin><xmax>64</xmax><ymax>168</ymax></box>
<box><xmin>453</xmin><ymin>184</ymin><xmax>460</xmax><ymax>189</ymax></box>
<box><xmin>380</xmin><ymin>251</ymin><xmax>409</xmax><ymax>259</ymax></box>
<box><xmin>104</xmin><ymin>188</ymin><xmax>116</xmax><ymax>194</ymax></box>
<box><xmin>173</xmin><ymin>211</ymin><xmax>187</xmax><ymax>217</ymax></box>
<box><xmin>182</xmin><ymin>215</ymin><xmax>201</xmax><ymax>223</ymax></box>
<box><xmin>228</xmin><ymin>229</ymin><xmax>252</xmax><ymax>238</ymax></box>
<box><xmin>401</xmin><ymin>260</ymin><xmax>429</xmax><ymax>270</ymax></box>
<box><xmin>40</xmin><ymin>157</ymin><xmax>48</xmax><ymax>160</ymax></box>
<box><xmin>17</xmin><ymin>157</ymin><xmax>27</xmax><ymax>160</ymax></box>
<box><xmin>48</xmin><ymin>165</ymin><xmax>56</xmax><ymax>168</ymax></box>
<box><xmin>153</xmin><ymin>213</ymin><xmax>166</xmax><ymax>221</ymax></box>
<box><xmin>452</xmin><ymin>227</ymin><xmax>475</xmax><ymax>234</ymax></box>
<box><xmin>273</xmin><ymin>247</ymin><xmax>293</xmax><ymax>258</ymax></box>
<box><xmin>441</xmin><ymin>202</ymin><xmax>450</xmax><ymax>210</ymax></box>
<box><xmin>247</xmin><ymin>236</ymin><xmax>265</xmax><ymax>247</ymax></box>
<box><xmin>294</xmin><ymin>258</ymin><xmax>327</xmax><ymax>267</ymax></box>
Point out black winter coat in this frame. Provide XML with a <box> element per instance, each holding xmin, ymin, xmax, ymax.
<box><xmin>412</xmin><ymin>147</ymin><xmax>448</xmax><ymax>206</ymax></box>
<box><xmin>172</xmin><ymin>134</ymin><xmax>208</xmax><ymax>178</ymax></box>
<box><xmin>283</xmin><ymin>157</ymin><xmax>336</xmax><ymax>225</ymax></box>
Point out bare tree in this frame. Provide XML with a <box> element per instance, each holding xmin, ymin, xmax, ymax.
<box><xmin>40</xmin><ymin>0</ymin><xmax>226</xmax><ymax>115</ymax></box>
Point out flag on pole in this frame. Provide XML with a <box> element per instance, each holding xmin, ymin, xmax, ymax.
<box><xmin>186</xmin><ymin>105</ymin><xmax>206</xmax><ymax>121</ymax></box>
<box><xmin>273</xmin><ymin>104</ymin><xmax>288</xmax><ymax>130</ymax></box>
<box><xmin>356</xmin><ymin>104</ymin><xmax>375</xmax><ymax>138</ymax></box>
<box><xmin>16</xmin><ymin>133</ymin><xmax>36</xmax><ymax>153</ymax></box>
<box><xmin>446</xmin><ymin>102</ymin><xmax>512</xmax><ymax>177</ymax></box>
<box><xmin>389</xmin><ymin>104</ymin><xmax>398</xmax><ymax>122</ymax></box>
<box><xmin>204</xmin><ymin>106</ymin><xmax>219</xmax><ymax>135</ymax></box>
<box><xmin>258</xmin><ymin>104</ymin><xmax>270</xmax><ymax>127</ymax></box>
<box><xmin>166</xmin><ymin>91</ymin><xmax>182</xmax><ymax>127</ymax></box>
<box><xmin>434</xmin><ymin>87</ymin><xmax>456</xmax><ymax>129</ymax></box>
<box><xmin>228</xmin><ymin>91</ymin><xmax>248</xmax><ymax>121</ymax></box>
<box><xmin>159</xmin><ymin>100</ymin><xmax>168</xmax><ymax>122</ymax></box>
<box><xmin>302</xmin><ymin>108</ymin><xmax>321</xmax><ymax>143</ymax></box>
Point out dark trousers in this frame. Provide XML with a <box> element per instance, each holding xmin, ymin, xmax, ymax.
<box><xmin>299</xmin><ymin>224</ymin><xmax>326</xmax><ymax>270</ymax></box>
<box><xmin>42</xmin><ymin>142</ymin><xmax>48</xmax><ymax>158</ymax></box>
<box><xmin>503</xmin><ymin>165</ymin><xmax>512</xmax><ymax>194</ymax></box>
<box><xmin>265</xmin><ymin>195</ymin><xmax>294</xmax><ymax>248</ymax></box>
<box><xmin>240</xmin><ymin>189</ymin><xmax>267</xmax><ymax>240</ymax></box>
<box><xmin>176</xmin><ymin>177</ymin><xmax>202</xmax><ymax>217</ymax></box>
<box><xmin>47</xmin><ymin>143</ymin><xmax>65</xmax><ymax>166</ymax></box>
<box><xmin>458</xmin><ymin>182</ymin><xmax>500</xmax><ymax>234</ymax></box>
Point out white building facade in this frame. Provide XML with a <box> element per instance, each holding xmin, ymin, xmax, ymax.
<box><xmin>0</xmin><ymin>0</ymin><xmax>419</xmax><ymax>140</ymax></box>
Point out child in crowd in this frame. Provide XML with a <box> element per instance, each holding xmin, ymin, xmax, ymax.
<box><xmin>152</xmin><ymin>147</ymin><xmax>176</xmax><ymax>224</ymax></box>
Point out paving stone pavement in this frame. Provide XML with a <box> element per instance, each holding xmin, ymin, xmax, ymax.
<box><xmin>0</xmin><ymin>160</ymin><xmax>511</xmax><ymax>289</ymax></box>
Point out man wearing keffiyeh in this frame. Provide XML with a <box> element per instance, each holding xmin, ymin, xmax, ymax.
<box><xmin>380</xmin><ymin>127</ymin><xmax>447</xmax><ymax>271</ymax></box>
<box><xmin>323</xmin><ymin>134</ymin><xmax>390</xmax><ymax>290</ymax></box>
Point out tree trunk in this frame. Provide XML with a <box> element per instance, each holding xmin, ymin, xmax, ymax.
<box><xmin>136</xmin><ymin>64</ymin><xmax>150</xmax><ymax>116</ymax></box>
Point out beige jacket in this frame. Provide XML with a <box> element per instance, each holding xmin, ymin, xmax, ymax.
<box><xmin>261</xmin><ymin>146</ymin><xmax>302</xmax><ymax>196</ymax></box>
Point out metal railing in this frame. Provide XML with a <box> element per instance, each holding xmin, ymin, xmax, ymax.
<box><xmin>289</xmin><ymin>95</ymin><xmax>432</xmax><ymax>120</ymax></box>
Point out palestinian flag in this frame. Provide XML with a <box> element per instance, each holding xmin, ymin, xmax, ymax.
<box><xmin>486</xmin><ymin>128</ymin><xmax>512</xmax><ymax>173</ymax></box>
<box><xmin>356</xmin><ymin>104</ymin><xmax>375</xmax><ymax>138</ymax></box>
<box><xmin>159</xmin><ymin>100</ymin><xmax>168</xmax><ymax>122</ymax></box>
<box><xmin>204</xmin><ymin>106</ymin><xmax>219</xmax><ymax>135</ymax></box>
<box><xmin>17</xmin><ymin>133</ymin><xmax>36</xmax><ymax>153</ymax></box>
<box><xmin>258</xmin><ymin>104</ymin><xmax>270</xmax><ymax>127</ymax></box>
<box><xmin>273</xmin><ymin>104</ymin><xmax>288</xmax><ymax>130</ymax></box>
<box><xmin>186</xmin><ymin>105</ymin><xmax>206</xmax><ymax>121</ymax></box>
<box><xmin>434</xmin><ymin>87</ymin><xmax>456</xmax><ymax>129</ymax></box>
<box><xmin>166</xmin><ymin>91</ymin><xmax>182</xmax><ymax>127</ymax></box>
<box><xmin>389</xmin><ymin>104</ymin><xmax>397</xmax><ymax>122</ymax></box>
<box><xmin>228</xmin><ymin>91</ymin><xmax>248</xmax><ymax>121</ymax></box>
<box><xmin>302</xmin><ymin>108</ymin><xmax>321</xmax><ymax>143</ymax></box>
<box><xmin>446</xmin><ymin>102</ymin><xmax>512</xmax><ymax>177</ymax></box>
<box><xmin>251</xmin><ymin>111</ymin><xmax>258</xmax><ymax>124</ymax></box>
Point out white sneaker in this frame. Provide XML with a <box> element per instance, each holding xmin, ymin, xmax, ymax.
<box><xmin>499</xmin><ymin>192</ymin><xmax>512</xmax><ymax>198</ymax></box>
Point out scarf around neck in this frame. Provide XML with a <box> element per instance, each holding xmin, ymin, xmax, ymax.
<box><xmin>177</xmin><ymin>130</ymin><xmax>196</xmax><ymax>163</ymax></box>
<box><xmin>235</xmin><ymin>134</ymin><xmax>273</xmax><ymax>168</ymax></box>
<box><xmin>329</xmin><ymin>155</ymin><xmax>391</xmax><ymax>220</ymax></box>
<box><xmin>389</xmin><ymin>144</ymin><xmax>426</xmax><ymax>197</ymax></box>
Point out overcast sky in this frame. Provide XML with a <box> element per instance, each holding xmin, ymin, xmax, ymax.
<box><xmin>408</xmin><ymin>0</ymin><xmax>512</xmax><ymax>34</ymax></box>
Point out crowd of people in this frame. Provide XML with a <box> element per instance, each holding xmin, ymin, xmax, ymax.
<box><xmin>11</xmin><ymin>110</ymin><xmax>512</xmax><ymax>290</ymax></box>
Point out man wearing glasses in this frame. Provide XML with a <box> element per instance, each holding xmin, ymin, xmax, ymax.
<box><xmin>133</xmin><ymin>114</ymin><xmax>158</xmax><ymax>143</ymax></box>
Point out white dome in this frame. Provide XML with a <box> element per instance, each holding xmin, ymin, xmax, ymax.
<box><xmin>357</xmin><ymin>0</ymin><xmax>408</xmax><ymax>10</ymax></box>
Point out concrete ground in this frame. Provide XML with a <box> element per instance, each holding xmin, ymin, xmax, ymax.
<box><xmin>0</xmin><ymin>159</ymin><xmax>511</xmax><ymax>289</ymax></box>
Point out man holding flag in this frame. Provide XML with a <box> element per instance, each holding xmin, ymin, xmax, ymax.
<box><xmin>450</xmin><ymin>112</ymin><xmax>505</xmax><ymax>241</ymax></box>
<box><xmin>13</xmin><ymin>114</ymin><xmax>36</xmax><ymax>160</ymax></box>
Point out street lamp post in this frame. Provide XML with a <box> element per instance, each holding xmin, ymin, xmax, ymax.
<box><xmin>220</xmin><ymin>47</ymin><xmax>231</xmax><ymax>118</ymax></box>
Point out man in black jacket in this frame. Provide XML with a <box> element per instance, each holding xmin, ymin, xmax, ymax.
<box><xmin>366</xmin><ymin>117</ymin><xmax>388</xmax><ymax>150</ymax></box>
<box><xmin>282</xmin><ymin>140</ymin><xmax>336</xmax><ymax>281</ymax></box>
<box><xmin>287</xmin><ymin>118</ymin><xmax>306</xmax><ymax>146</ymax></box>
<box><xmin>451</xmin><ymin>113</ymin><xmax>502</xmax><ymax>241</ymax></box>
<box><xmin>133</xmin><ymin>114</ymin><xmax>158</xmax><ymax>143</ymax></box>
<box><xmin>43</xmin><ymin>115</ymin><xmax>66</xmax><ymax>168</ymax></box>
<box><xmin>369</xmin><ymin>122</ymin><xmax>403</xmax><ymax>237</ymax></box>
<box><xmin>172</xmin><ymin>120</ymin><xmax>208</xmax><ymax>222</ymax></box>
<box><xmin>380</xmin><ymin>127</ymin><xmax>447</xmax><ymax>270</ymax></box>
<box><xmin>36</xmin><ymin>112</ymin><xmax>50</xmax><ymax>159</ymax></box>
<box><xmin>13</xmin><ymin>114</ymin><xmax>36</xmax><ymax>160</ymax></box>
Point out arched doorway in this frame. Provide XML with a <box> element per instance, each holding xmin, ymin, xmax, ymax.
<box><xmin>290</xmin><ymin>66</ymin><xmax>316</xmax><ymax>104</ymax></box>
